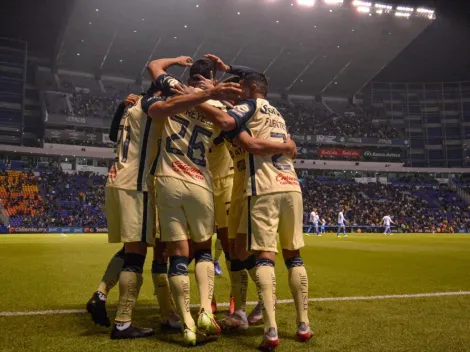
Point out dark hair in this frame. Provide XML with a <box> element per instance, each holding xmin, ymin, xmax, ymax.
<box><xmin>242</xmin><ymin>72</ymin><xmax>268</xmax><ymax>96</ymax></box>
<box><xmin>189</xmin><ymin>58</ymin><xmax>216</xmax><ymax>80</ymax></box>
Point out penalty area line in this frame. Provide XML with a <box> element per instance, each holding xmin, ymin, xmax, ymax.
<box><xmin>1</xmin><ymin>291</ymin><xmax>469</xmax><ymax>317</ymax></box>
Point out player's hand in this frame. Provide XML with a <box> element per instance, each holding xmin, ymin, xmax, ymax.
<box><xmin>123</xmin><ymin>94</ymin><xmax>139</xmax><ymax>106</ymax></box>
<box><xmin>194</xmin><ymin>74</ymin><xmax>216</xmax><ymax>90</ymax></box>
<box><xmin>170</xmin><ymin>84</ymin><xmax>196</xmax><ymax>96</ymax></box>
<box><xmin>284</xmin><ymin>134</ymin><xmax>298</xmax><ymax>159</ymax></box>
<box><xmin>175</xmin><ymin>56</ymin><xmax>193</xmax><ymax>67</ymax></box>
<box><xmin>209</xmin><ymin>82</ymin><xmax>242</xmax><ymax>100</ymax></box>
<box><xmin>205</xmin><ymin>54</ymin><xmax>230</xmax><ymax>72</ymax></box>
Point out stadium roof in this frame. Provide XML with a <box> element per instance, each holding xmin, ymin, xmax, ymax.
<box><xmin>51</xmin><ymin>0</ymin><xmax>432</xmax><ymax>96</ymax></box>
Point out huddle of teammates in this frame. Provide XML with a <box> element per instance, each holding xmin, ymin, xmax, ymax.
<box><xmin>85</xmin><ymin>54</ymin><xmax>312</xmax><ymax>350</ymax></box>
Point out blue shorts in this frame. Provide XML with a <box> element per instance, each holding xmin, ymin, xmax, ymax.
<box><xmin>313</xmin><ymin>222</ymin><xmax>318</xmax><ymax>227</ymax></box>
<box><xmin>338</xmin><ymin>222</ymin><xmax>345</xmax><ymax>227</ymax></box>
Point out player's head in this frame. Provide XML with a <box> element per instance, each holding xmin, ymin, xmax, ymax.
<box><xmin>240</xmin><ymin>72</ymin><xmax>268</xmax><ymax>99</ymax></box>
<box><xmin>188</xmin><ymin>58</ymin><xmax>216</xmax><ymax>87</ymax></box>
<box><xmin>221</xmin><ymin>75</ymin><xmax>241</xmax><ymax>105</ymax></box>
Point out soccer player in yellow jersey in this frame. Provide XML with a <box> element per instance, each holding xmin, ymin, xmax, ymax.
<box><xmin>103</xmin><ymin>87</ymin><xmax>165</xmax><ymax>339</ymax></box>
<box><xmin>87</xmin><ymin>88</ymin><xmax>181</xmax><ymax>334</ymax></box>
<box><xmin>197</xmin><ymin>72</ymin><xmax>312</xmax><ymax>350</ymax></box>
<box><xmin>144</xmin><ymin>56</ymin><xmax>243</xmax><ymax>346</ymax></box>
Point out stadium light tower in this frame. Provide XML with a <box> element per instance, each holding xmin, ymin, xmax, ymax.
<box><xmin>297</xmin><ymin>0</ymin><xmax>315</xmax><ymax>7</ymax></box>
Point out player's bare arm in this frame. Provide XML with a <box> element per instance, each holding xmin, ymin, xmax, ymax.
<box><xmin>147</xmin><ymin>83</ymin><xmax>241</xmax><ymax>120</ymax></box>
<box><xmin>234</xmin><ymin>131</ymin><xmax>297</xmax><ymax>157</ymax></box>
<box><xmin>147</xmin><ymin>56</ymin><xmax>193</xmax><ymax>80</ymax></box>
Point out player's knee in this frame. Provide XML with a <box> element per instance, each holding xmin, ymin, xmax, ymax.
<box><xmin>122</xmin><ymin>252</ymin><xmax>146</xmax><ymax>274</ymax></box>
<box><xmin>284</xmin><ymin>255</ymin><xmax>304</xmax><ymax>270</ymax></box>
<box><xmin>243</xmin><ymin>254</ymin><xmax>257</xmax><ymax>271</ymax></box>
<box><xmin>234</xmin><ymin>234</ymin><xmax>249</xmax><ymax>260</ymax></box>
<box><xmin>282</xmin><ymin>249</ymin><xmax>300</xmax><ymax>261</ymax></box>
<box><xmin>168</xmin><ymin>256</ymin><xmax>189</xmax><ymax>277</ymax></box>
<box><xmin>256</xmin><ymin>251</ymin><xmax>276</xmax><ymax>262</ymax></box>
<box><xmin>194</xmin><ymin>249</ymin><xmax>212</xmax><ymax>264</ymax></box>
<box><xmin>124</xmin><ymin>241</ymin><xmax>147</xmax><ymax>256</ymax></box>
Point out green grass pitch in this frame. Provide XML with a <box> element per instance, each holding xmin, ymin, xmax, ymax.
<box><xmin>1</xmin><ymin>233</ymin><xmax>470</xmax><ymax>352</ymax></box>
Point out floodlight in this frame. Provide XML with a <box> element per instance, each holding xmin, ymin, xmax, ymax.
<box><xmin>374</xmin><ymin>3</ymin><xmax>392</xmax><ymax>10</ymax></box>
<box><xmin>323</xmin><ymin>0</ymin><xmax>343</xmax><ymax>5</ymax></box>
<box><xmin>357</xmin><ymin>6</ymin><xmax>370</xmax><ymax>13</ymax></box>
<box><xmin>417</xmin><ymin>8</ymin><xmax>434</xmax><ymax>14</ymax></box>
<box><xmin>352</xmin><ymin>0</ymin><xmax>371</xmax><ymax>7</ymax></box>
<box><xmin>375</xmin><ymin>9</ymin><xmax>383</xmax><ymax>14</ymax></box>
<box><xmin>396</xmin><ymin>6</ymin><xmax>414</xmax><ymax>12</ymax></box>
<box><xmin>297</xmin><ymin>0</ymin><xmax>315</xmax><ymax>6</ymax></box>
<box><xmin>395</xmin><ymin>11</ymin><xmax>411</xmax><ymax>17</ymax></box>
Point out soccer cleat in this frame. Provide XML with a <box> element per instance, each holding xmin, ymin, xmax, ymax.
<box><xmin>211</xmin><ymin>296</ymin><xmax>217</xmax><ymax>314</ymax></box>
<box><xmin>218</xmin><ymin>312</ymin><xmax>249</xmax><ymax>331</ymax></box>
<box><xmin>258</xmin><ymin>327</ymin><xmax>280</xmax><ymax>351</ymax></box>
<box><xmin>296</xmin><ymin>322</ymin><xmax>313</xmax><ymax>342</ymax></box>
<box><xmin>110</xmin><ymin>324</ymin><xmax>155</xmax><ymax>340</ymax></box>
<box><xmin>344</xmin><ymin>234</ymin><xmax>348</xmax><ymax>237</ymax></box>
<box><xmin>197</xmin><ymin>308</ymin><xmax>221</xmax><ymax>337</ymax></box>
<box><xmin>183</xmin><ymin>325</ymin><xmax>197</xmax><ymax>346</ymax></box>
<box><xmin>229</xmin><ymin>295</ymin><xmax>235</xmax><ymax>315</ymax></box>
<box><xmin>214</xmin><ymin>261</ymin><xmax>223</xmax><ymax>276</ymax></box>
<box><xmin>161</xmin><ymin>312</ymin><xmax>181</xmax><ymax>330</ymax></box>
<box><xmin>248</xmin><ymin>302</ymin><xmax>263</xmax><ymax>326</ymax></box>
<box><xmin>86</xmin><ymin>291</ymin><xmax>110</xmax><ymax>327</ymax></box>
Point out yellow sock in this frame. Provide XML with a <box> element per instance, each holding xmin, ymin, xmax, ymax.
<box><xmin>152</xmin><ymin>273</ymin><xmax>175</xmax><ymax>317</ymax></box>
<box><xmin>97</xmin><ymin>247</ymin><xmax>124</xmax><ymax>295</ymax></box>
<box><xmin>286</xmin><ymin>257</ymin><xmax>309</xmax><ymax>326</ymax></box>
<box><xmin>226</xmin><ymin>259</ymin><xmax>233</xmax><ymax>297</ymax></box>
<box><xmin>195</xmin><ymin>251</ymin><xmax>215</xmax><ymax>313</ymax></box>
<box><xmin>231</xmin><ymin>260</ymin><xmax>248</xmax><ymax>311</ymax></box>
<box><xmin>169</xmin><ymin>256</ymin><xmax>194</xmax><ymax>329</ymax></box>
<box><xmin>245</xmin><ymin>255</ymin><xmax>257</xmax><ymax>284</ymax></box>
<box><xmin>115</xmin><ymin>271</ymin><xmax>143</xmax><ymax>322</ymax></box>
<box><xmin>169</xmin><ymin>274</ymin><xmax>194</xmax><ymax>329</ymax></box>
<box><xmin>255</xmin><ymin>259</ymin><xmax>277</xmax><ymax>333</ymax></box>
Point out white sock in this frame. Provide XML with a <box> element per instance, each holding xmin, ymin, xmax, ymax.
<box><xmin>115</xmin><ymin>321</ymin><xmax>131</xmax><ymax>331</ymax></box>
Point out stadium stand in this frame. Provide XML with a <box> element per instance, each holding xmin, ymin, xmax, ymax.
<box><xmin>1</xmin><ymin>163</ymin><xmax>468</xmax><ymax>233</ymax></box>
<box><xmin>301</xmin><ymin>177</ymin><xmax>470</xmax><ymax>233</ymax></box>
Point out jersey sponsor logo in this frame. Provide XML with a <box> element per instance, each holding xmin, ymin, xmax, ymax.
<box><xmin>275</xmin><ymin>172</ymin><xmax>299</xmax><ymax>186</ymax></box>
<box><xmin>172</xmin><ymin>160</ymin><xmax>204</xmax><ymax>180</ymax></box>
<box><xmin>260</xmin><ymin>104</ymin><xmax>281</xmax><ymax>117</ymax></box>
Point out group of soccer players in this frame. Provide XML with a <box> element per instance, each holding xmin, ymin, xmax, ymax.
<box><xmin>85</xmin><ymin>54</ymin><xmax>312</xmax><ymax>350</ymax></box>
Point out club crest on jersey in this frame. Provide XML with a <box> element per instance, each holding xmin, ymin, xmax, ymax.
<box><xmin>172</xmin><ymin>160</ymin><xmax>204</xmax><ymax>180</ymax></box>
<box><xmin>275</xmin><ymin>173</ymin><xmax>299</xmax><ymax>186</ymax></box>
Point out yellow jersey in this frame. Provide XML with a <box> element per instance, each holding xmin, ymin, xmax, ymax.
<box><xmin>150</xmin><ymin>74</ymin><xmax>225</xmax><ymax>192</ymax></box>
<box><xmin>208</xmin><ymin>133</ymin><xmax>234</xmax><ymax>180</ymax></box>
<box><xmin>227</xmin><ymin>98</ymin><xmax>301</xmax><ymax>197</ymax></box>
<box><xmin>107</xmin><ymin>95</ymin><xmax>163</xmax><ymax>192</ymax></box>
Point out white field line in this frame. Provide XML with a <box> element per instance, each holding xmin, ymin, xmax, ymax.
<box><xmin>1</xmin><ymin>291</ymin><xmax>469</xmax><ymax>317</ymax></box>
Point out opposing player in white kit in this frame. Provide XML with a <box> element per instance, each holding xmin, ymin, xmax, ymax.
<box><xmin>306</xmin><ymin>209</ymin><xmax>316</xmax><ymax>235</ymax></box>
<box><xmin>381</xmin><ymin>215</ymin><xmax>394</xmax><ymax>235</ymax></box>
<box><xmin>337</xmin><ymin>208</ymin><xmax>348</xmax><ymax>237</ymax></box>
